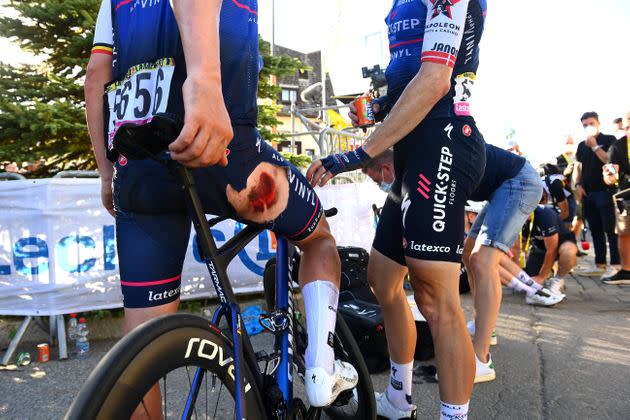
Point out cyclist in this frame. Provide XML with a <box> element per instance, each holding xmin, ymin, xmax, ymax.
<box><xmin>84</xmin><ymin>1</ymin><xmax>357</xmax><ymax>416</ymax></box>
<box><xmin>308</xmin><ymin>1</ymin><xmax>487</xmax><ymax>419</ymax></box>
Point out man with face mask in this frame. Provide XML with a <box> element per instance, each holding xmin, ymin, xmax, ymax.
<box><xmin>361</xmin><ymin>148</ymin><xmax>395</xmax><ymax>193</ymax></box>
<box><xmin>574</xmin><ymin>111</ymin><xmax>619</xmax><ymax>276</ymax></box>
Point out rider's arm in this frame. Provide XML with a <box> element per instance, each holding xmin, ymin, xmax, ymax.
<box><xmin>168</xmin><ymin>0</ymin><xmax>233</xmax><ymax>167</ymax></box>
<box><xmin>549</xmin><ymin>180</ymin><xmax>568</xmax><ymax>219</ymax></box>
<box><xmin>85</xmin><ymin>0</ymin><xmax>114</xmax><ymax>215</ymax></box>
<box><xmin>537</xmin><ymin>234</ymin><xmax>559</xmax><ymax>279</ymax></box>
<box><xmin>360</xmin><ymin>0</ymin><xmax>470</xmax><ymax>158</ymax></box>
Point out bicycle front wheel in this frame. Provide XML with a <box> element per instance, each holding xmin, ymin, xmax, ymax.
<box><xmin>65</xmin><ymin>313</ymin><xmax>265</xmax><ymax>420</ymax></box>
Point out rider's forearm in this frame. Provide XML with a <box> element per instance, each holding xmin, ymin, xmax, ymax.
<box><xmin>362</xmin><ymin>62</ymin><xmax>451</xmax><ymax>158</ymax></box>
<box><xmin>85</xmin><ymin>57</ymin><xmax>114</xmax><ymax>180</ymax></box>
<box><xmin>171</xmin><ymin>0</ymin><xmax>222</xmax><ymax>83</ymax></box>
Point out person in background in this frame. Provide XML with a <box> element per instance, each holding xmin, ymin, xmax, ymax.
<box><xmin>522</xmin><ymin>196</ymin><xmax>578</xmax><ymax>295</ymax></box>
<box><xmin>361</xmin><ymin>148</ymin><xmax>394</xmax><ymax>193</ymax></box>
<box><xmin>541</xmin><ymin>163</ymin><xmax>576</xmax><ymax>230</ymax></box>
<box><xmin>574</xmin><ymin>111</ymin><xmax>619</xmax><ymax>276</ymax></box>
<box><xmin>613</xmin><ymin>117</ymin><xmax>625</xmax><ymax>140</ymax></box>
<box><xmin>506</xmin><ymin>139</ymin><xmax>524</xmax><ymax>157</ymax></box>
<box><xmin>602</xmin><ymin>111</ymin><xmax>630</xmax><ymax>284</ymax></box>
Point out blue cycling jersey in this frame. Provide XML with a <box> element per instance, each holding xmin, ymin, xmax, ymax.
<box><xmin>93</xmin><ymin>0</ymin><xmax>260</xmax><ymax>157</ymax></box>
<box><xmin>384</xmin><ymin>0</ymin><xmax>487</xmax><ymax>119</ymax></box>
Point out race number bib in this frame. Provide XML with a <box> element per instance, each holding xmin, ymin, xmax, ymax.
<box><xmin>105</xmin><ymin>58</ymin><xmax>175</xmax><ymax>150</ymax></box>
<box><xmin>452</xmin><ymin>72</ymin><xmax>476</xmax><ymax>117</ymax></box>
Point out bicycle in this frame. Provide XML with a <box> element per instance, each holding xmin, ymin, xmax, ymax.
<box><xmin>65</xmin><ymin>114</ymin><xmax>376</xmax><ymax>420</ymax></box>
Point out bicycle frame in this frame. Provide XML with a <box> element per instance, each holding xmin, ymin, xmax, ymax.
<box><xmin>171</xmin><ymin>162</ymin><xmax>295</xmax><ymax>419</ymax></box>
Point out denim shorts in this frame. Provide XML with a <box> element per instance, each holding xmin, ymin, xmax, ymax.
<box><xmin>469</xmin><ymin>163</ymin><xmax>543</xmax><ymax>253</ymax></box>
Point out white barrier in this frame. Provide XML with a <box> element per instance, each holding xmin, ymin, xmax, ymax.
<box><xmin>0</xmin><ymin>178</ymin><xmax>385</xmax><ymax>316</ymax></box>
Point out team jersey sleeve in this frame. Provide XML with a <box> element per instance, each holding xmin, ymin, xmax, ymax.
<box><xmin>537</xmin><ymin>208</ymin><xmax>558</xmax><ymax>237</ymax></box>
<box><xmin>421</xmin><ymin>0</ymin><xmax>470</xmax><ymax>67</ymax></box>
<box><xmin>91</xmin><ymin>0</ymin><xmax>113</xmax><ymax>56</ymax></box>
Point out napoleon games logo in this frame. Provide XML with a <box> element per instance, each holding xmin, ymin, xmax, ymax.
<box><xmin>430</xmin><ymin>0</ymin><xmax>461</xmax><ymax>20</ymax></box>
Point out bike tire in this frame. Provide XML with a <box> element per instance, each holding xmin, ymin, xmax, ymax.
<box><xmin>65</xmin><ymin>313</ymin><xmax>265</xmax><ymax>420</ymax></box>
<box><xmin>263</xmin><ymin>259</ymin><xmax>377</xmax><ymax>419</ymax></box>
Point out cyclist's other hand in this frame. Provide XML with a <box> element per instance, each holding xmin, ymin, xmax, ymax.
<box><xmin>169</xmin><ymin>75</ymin><xmax>234</xmax><ymax>167</ymax></box>
<box><xmin>101</xmin><ymin>178</ymin><xmax>115</xmax><ymax>217</ymax></box>
<box><xmin>306</xmin><ymin>147</ymin><xmax>371</xmax><ymax>187</ymax></box>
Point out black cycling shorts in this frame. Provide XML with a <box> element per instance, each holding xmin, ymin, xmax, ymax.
<box><xmin>373</xmin><ymin>118</ymin><xmax>486</xmax><ymax>264</ymax></box>
<box><xmin>112</xmin><ymin>126</ymin><xmax>322</xmax><ymax>308</ymax></box>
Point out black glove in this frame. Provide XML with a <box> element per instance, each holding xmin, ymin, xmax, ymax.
<box><xmin>320</xmin><ymin>147</ymin><xmax>371</xmax><ymax>176</ymax></box>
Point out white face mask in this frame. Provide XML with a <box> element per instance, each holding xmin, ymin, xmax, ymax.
<box><xmin>585</xmin><ymin>125</ymin><xmax>598</xmax><ymax>137</ymax></box>
<box><xmin>379</xmin><ymin>168</ymin><xmax>393</xmax><ymax>193</ymax></box>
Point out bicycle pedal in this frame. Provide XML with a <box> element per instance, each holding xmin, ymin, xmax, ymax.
<box><xmin>259</xmin><ymin>310</ymin><xmax>291</xmax><ymax>334</ymax></box>
<box><xmin>332</xmin><ymin>388</ymin><xmax>354</xmax><ymax>406</ymax></box>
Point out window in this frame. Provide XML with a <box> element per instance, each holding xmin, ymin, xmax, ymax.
<box><xmin>298</xmin><ymin>69</ymin><xmax>309</xmax><ymax>80</ymax></box>
<box><xmin>277</xmin><ymin>141</ymin><xmax>302</xmax><ymax>155</ymax></box>
<box><xmin>280</xmin><ymin>88</ymin><xmax>297</xmax><ymax>104</ymax></box>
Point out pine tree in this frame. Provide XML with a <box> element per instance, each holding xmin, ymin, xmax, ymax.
<box><xmin>0</xmin><ymin>1</ymin><xmax>308</xmax><ymax>177</ymax></box>
<box><xmin>0</xmin><ymin>0</ymin><xmax>100</xmax><ymax>176</ymax></box>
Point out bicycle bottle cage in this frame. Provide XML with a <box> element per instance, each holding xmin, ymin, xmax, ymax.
<box><xmin>112</xmin><ymin>113</ymin><xmax>183</xmax><ymax>160</ymax></box>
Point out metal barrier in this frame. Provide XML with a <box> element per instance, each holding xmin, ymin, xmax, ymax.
<box><xmin>0</xmin><ymin>173</ymin><xmax>26</xmax><ymax>181</ymax></box>
<box><xmin>53</xmin><ymin>170</ymin><xmax>99</xmax><ymax>178</ymax></box>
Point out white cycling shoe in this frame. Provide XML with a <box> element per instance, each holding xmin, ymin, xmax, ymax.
<box><xmin>305</xmin><ymin>359</ymin><xmax>358</xmax><ymax>407</ymax></box>
<box><xmin>375</xmin><ymin>391</ymin><xmax>417</xmax><ymax>420</ymax></box>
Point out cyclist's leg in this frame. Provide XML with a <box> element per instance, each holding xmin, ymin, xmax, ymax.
<box><xmin>399</xmin><ymin>118</ymin><xmax>485</xmax><ymax>411</ymax></box>
<box><xmin>557</xmin><ymin>237</ymin><xmax>578</xmax><ymax>277</ymax></box>
<box><xmin>370</xmin><ymin>192</ymin><xmax>416</xmax><ymax>413</ymax></box>
<box><xmin>221</xmin><ymin>130</ymin><xmax>355</xmax><ymax>406</ymax></box>
<box><xmin>113</xmin><ymin>158</ymin><xmax>192</xmax><ymax>419</ymax></box>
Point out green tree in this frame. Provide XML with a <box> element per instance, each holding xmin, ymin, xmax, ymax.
<box><xmin>0</xmin><ymin>0</ymin><xmax>99</xmax><ymax>176</ymax></box>
<box><xmin>0</xmin><ymin>1</ymin><xmax>309</xmax><ymax>177</ymax></box>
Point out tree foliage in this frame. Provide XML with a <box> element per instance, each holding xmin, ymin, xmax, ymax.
<box><xmin>0</xmin><ymin>1</ymin><xmax>308</xmax><ymax>177</ymax></box>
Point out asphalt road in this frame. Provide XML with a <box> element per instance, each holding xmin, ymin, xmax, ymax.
<box><xmin>1</xmin><ymin>258</ymin><xmax>629</xmax><ymax>419</ymax></box>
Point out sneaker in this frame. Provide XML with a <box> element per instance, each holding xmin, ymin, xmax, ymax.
<box><xmin>577</xmin><ymin>266</ymin><xmax>606</xmax><ymax>277</ymax></box>
<box><xmin>602</xmin><ymin>269</ymin><xmax>630</xmax><ymax>285</ymax></box>
<box><xmin>600</xmin><ymin>266</ymin><xmax>619</xmax><ymax>280</ymax></box>
<box><xmin>475</xmin><ymin>354</ymin><xmax>496</xmax><ymax>383</ymax></box>
<box><xmin>546</xmin><ymin>277</ymin><xmax>565</xmax><ymax>295</ymax></box>
<box><xmin>525</xmin><ymin>288</ymin><xmax>564</xmax><ymax>306</ymax></box>
<box><xmin>375</xmin><ymin>391</ymin><xmax>417</xmax><ymax>419</ymax></box>
<box><xmin>305</xmin><ymin>360</ymin><xmax>358</xmax><ymax>407</ymax></box>
<box><xmin>435</xmin><ymin>354</ymin><xmax>496</xmax><ymax>384</ymax></box>
<box><xmin>466</xmin><ymin>320</ymin><xmax>497</xmax><ymax>346</ymax></box>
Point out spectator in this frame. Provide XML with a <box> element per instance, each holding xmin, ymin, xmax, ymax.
<box><xmin>574</xmin><ymin>111</ymin><xmax>619</xmax><ymax>276</ymax></box>
<box><xmin>541</xmin><ymin>163</ymin><xmax>576</xmax><ymax>230</ymax></box>
<box><xmin>506</xmin><ymin>139</ymin><xmax>524</xmax><ymax>156</ymax></box>
<box><xmin>602</xmin><ymin>111</ymin><xmax>630</xmax><ymax>284</ymax></box>
<box><xmin>556</xmin><ymin>135</ymin><xmax>577</xmax><ymax>177</ymax></box>
<box><xmin>522</xmin><ymin>201</ymin><xmax>578</xmax><ymax>295</ymax></box>
<box><xmin>613</xmin><ymin>117</ymin><xmax>625</xmax><ymax>140</ymax></box>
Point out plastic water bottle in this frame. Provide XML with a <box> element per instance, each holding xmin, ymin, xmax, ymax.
<box><xmin>67</xmin><ymin>313</ymin><xmax>78</xmax><ymax>342</ymax></box>
<box><xmin>76</xmin><ymin>317</ymin><xmax>90</xmax><ymax>357</ymax></box>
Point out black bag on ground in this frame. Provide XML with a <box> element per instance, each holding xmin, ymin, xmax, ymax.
<box><xmin>338</xmin><ymin>246</ymin><xmax>378</xmax><ymax>304</ymax></box>
<box><xmin>338</xmin><ymin>292</ymin><xmax>389</xmax><ymax>373</ymax></box>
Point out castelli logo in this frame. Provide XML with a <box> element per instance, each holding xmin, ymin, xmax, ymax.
<box><xmin>462</xmin><ymin>125</ymin><xmax>472</xmax><ymax>137</ymax></box>
<box><xmin>118</xmin><ymin>155</ymin><xmax>128</xmax><ymax>166</ymax></box>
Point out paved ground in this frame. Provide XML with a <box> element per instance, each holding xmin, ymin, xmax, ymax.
<box><xmin>1</xmin><ymin>256</ymin><xmax>629</xmax><ymax>419</ymax></box>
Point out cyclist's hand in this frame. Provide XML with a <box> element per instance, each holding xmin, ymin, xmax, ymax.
<box><xmin>306</xmin><ymin>147</ymin><xmax>371</xmax><ymax>187</ymax></box>
<box><xmin>169</xmin><ymin>75</ymin><xmax>233</xmax><ymax>167</ymax></box>
<box><xmin>101</xmin><ymin>178</ymin><xmax>115</xmax><ymax>217</ymax></box>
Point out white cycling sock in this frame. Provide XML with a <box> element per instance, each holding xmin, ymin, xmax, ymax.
<box><xmin>386</xmin><ymin>360</ymin><xmax>414</xmax><ymax>410</ymax></box>
<box><xmin>507</xmin><ymin>277</ymin><xmax>538</xmax><ymax>297</ymax></box>
<box><xmin>517</xmin><ymin>270</ymin><xmax>542</xmax><ymax>290</ymax></box>
<box><xmin>302</xmin><ymin>280</ymin><xmax>338</xmax><ymax>375</ymax></box>
<box><xmin>440</xmin><ymin>400</ymin><xmax>469</xmax><ymax>420</ymax></box>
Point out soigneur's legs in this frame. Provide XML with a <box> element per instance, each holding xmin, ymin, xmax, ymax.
<box><xmin>407</xmin><ymin>259</ymin><xmax>475</xmax><ymax>403</ymax></box>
